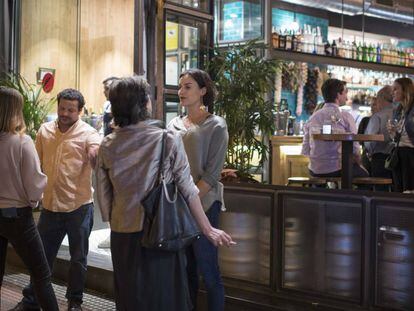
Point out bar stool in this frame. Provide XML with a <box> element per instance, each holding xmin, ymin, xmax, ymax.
<box><xmin>352</xmin><ymin>177</ymin><xmax>393</xmax><ymax>192</ymax></box>
<box><xmin>286</xmin><ymin>177</ymin><xmax>327</xmax><ymax>188</ymax></box>
<box><xmin>323</xmin><ymin>177</ymin><xmax>342</xmax><ymax>189</ymax></box>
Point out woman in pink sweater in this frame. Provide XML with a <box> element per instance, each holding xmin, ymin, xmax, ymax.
<box><xmin>0</xmin><ymin>87</ymin><xmax>58</xmax><ymax>310</ymax></box>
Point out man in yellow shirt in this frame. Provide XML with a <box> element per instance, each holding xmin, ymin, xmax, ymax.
<box><xmin>12</xmin><ymin>89</ymin><xmax>100</xmax><ymax>311</ymax></box>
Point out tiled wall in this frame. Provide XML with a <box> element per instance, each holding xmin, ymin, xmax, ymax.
<box><xmin>273</xmin><ymin>9</ymin><xmax>328</xmax><ymax>120</ymax></box>
<box><xmin>221</xmin><ymin>0</ymin><xmax>262</xmax><ymax>42</ymax></box>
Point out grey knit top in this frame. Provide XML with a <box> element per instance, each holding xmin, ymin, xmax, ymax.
<box><xmin>168</xmin><ymin>115</ymin><xmax>229</xmax><ymax>211</ymax></box>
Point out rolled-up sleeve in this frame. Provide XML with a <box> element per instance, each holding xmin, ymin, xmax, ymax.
<box><xmin>201</xmin><ymin>124</ymin><xmax>228</xmax><ymax>188</ymax></box>
<box><xmin>344</xmin><ymin>111</ymin><xmax>360</xmax><ymax>155</ymax></box>
<box><xmin>169</xmin><ymin>132</ymin><xmax>199</xmax><ymax>203</ymax></box>
<box><xmin>21</xmin><ymin>136</ymin><xmax>47</xmax><ymax>207</ymax></box>
<box><xmin>95</xmin><ymin>145</ymin><xmax>113</xmax><ymax>222</ymax></box>
<box><xmin>86</xmin><ymin>130</ymin><xmax>101</xmax><ymax>149</ymax></box>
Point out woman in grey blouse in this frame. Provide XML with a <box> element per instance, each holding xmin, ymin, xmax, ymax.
<box><xmin>96</xmin><ymin>76</ymin><xmax>233</xmax><ymax>311</ymax></box>
<box><xmin>168</xmin><ymin>69</ymin><xmax>229</xmax><ymax>311</ymax></box>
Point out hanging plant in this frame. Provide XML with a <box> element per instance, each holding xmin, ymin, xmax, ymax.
<box><xmin>304</xmin><ymin>67</ymin><xmax>320</xmax><ymax>114</ymax></box>
<box><xmin>281</xmin><ymin>61</ymin><xmax>301</xmax><ymax>92</ymax></box>
<box><xmin>296</xmin><ymin>62</ymin><xmax>308</xmax><ymax>117</ymax></box>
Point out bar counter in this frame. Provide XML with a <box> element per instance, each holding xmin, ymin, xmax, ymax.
<box><xmin>270</xmin><ymin>135</ymin><xmax>309</xmax><ymax>185</ymax></box>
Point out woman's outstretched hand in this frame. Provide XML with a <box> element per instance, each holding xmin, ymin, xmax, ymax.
<box><xmin>204</xmin><ymin>227</ymin><xmax>236</xmax><ymax>247</ymax></box>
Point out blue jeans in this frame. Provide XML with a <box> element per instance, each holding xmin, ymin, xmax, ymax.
<box><xmin>22</xmin><ymin>203</ymin><xmax>94</xmax><ymax>307</ymax></box>
<box><xmin>186</xmin><ymin>201</ymin><xmax>224</xmax><ymax>311</ymax></box>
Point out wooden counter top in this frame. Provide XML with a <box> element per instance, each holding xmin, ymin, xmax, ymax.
<box><xmin>271</xmin><ymin>136</ymin><xmax>304</xmax><ymax>145</ymax></box>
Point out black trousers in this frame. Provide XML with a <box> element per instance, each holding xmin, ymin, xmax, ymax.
<box><xmin>371</xmin><ymin>153</ymin><xmax>393</xmax><ymax>191</ymax></box>
<box><xmin>0</xmin><ymin>207</ymin><xmax>59</xmax><ymax>311</ymax></box>
<box><xmin>393</xmin><ymin>147</ymin><xmax>414</xmax><ymax>192</ymax></box>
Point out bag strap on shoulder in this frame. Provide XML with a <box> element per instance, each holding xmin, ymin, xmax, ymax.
<box><xmin>394</xmin><ymin>114</ymin><xmax>409</xmax><ymax>148</ymax></box>
<box><xmin>156</xmin><ymin>130</ymin><xmax>167</xmax><ymax>184</ymax></box>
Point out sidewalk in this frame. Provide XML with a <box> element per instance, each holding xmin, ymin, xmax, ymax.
<box><xmin>1</xmin><ymin>267</ymin><xmax>115</xmax><ymax>311</ymax></box>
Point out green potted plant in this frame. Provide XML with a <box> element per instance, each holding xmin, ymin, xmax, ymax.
<box><xmin>0</xmin><ymin>71</ymin><xmax>55</xmax><ymax>140</ymax></box>
<box><xmin>207</xmin><ymin>40</ymin><xmax>282</xmax><ymax>182</ymax></box>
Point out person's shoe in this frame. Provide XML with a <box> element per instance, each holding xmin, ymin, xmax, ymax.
<box><xmin>68</xmin><ymin>301</ymin><xmax>83</xmax><ymax>311</ymax></box>
<box><xmin>8</xmin><ymin>301</ymin><xmax>40</xmax><ymax>311</ymax></box>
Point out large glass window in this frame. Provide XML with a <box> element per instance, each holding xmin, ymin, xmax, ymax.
<box><xmin>215</xmin><ymin>0</ymin><xmax>263</xmax><ymax>43</ymax></box>
<box><xmin>165</xmin><ymin>14</ymin><xmax>209</xmax><ymax>86</ymax></box>
<box><xmin>164</xmin><ymin>95</ymin><xmax>182</xmax><ymax>124</ymax></box>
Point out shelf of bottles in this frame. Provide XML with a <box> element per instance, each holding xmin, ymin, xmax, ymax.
<box><xmin>327</xmin><ymin>65</ymin><xmax>406</xmax><ymax>106</ymax></box>
<box><xmin>271</xmin><ymin>26</ymin><xmax>414</xmax><ymax>71</ymax></box>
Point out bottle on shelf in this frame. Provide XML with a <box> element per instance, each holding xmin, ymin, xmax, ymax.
<box><xmin>368</xmin><ymin>44</ymin><xmax>376</xmax><ymax>62</ymax></box>
<box><xmin>376</xmin><ymin>44</ymin><xmax>382</xmax><ymax>63</ymax></box>
<box><xmin>291</xmin><ymin>31</ymin><xmax>298</xmax><ymax>51</ymax></box>
<box><xmin>312</xmin><ymin>27</ymin><xmax>318</xmax><ymax>54</ymax></box>
<box><xmin>285</xmin><ymin>30</ymin><xmax>292</xmax><ymax>50</ymax></box>
<box><xmin>331</xmin><ymin>40</ymin><xmax>338</xmax><ymax>57</ymax></box>
<box><xmin>271</xmin><ymin>26</ymin><xmax>279</xmax><ymax>48</ymax></box>
<box><xmin>337</xmin><ymin>38</ymin><xmax>344</xmax><ymax>58</ymax></box>
<box><xmin>351</xmin><ymin>39</ymin><xmax>357</xmax><ymax>60</ymax></box>
<box><xmin>324</xmin><ymin>40</ymin><xmax>332</xmax><ymax>56</ymax></box>
<box><xmin>316</xmin><ymin>27</ymin><xmax>324</xmax><ymax>54</ymax></box>
<box><xmin>362</xmin><ymin>42</ymin><xmax>368</xmax><ymax>62</ymax></box>
<box><xmin>279</xmin><ymin>29</ymin><xmax>286</xmax><ymax>49</ymax></box>
<box><xmin>296</xmin><ymin>28</ymin><xmax>304</xmax><ymax>52</ymax></box>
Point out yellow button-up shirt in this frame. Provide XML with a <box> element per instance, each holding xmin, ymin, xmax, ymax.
<box><xmin>35</xmin><ymin>119</ymin><xmax>101</xmax><ymax>212</ymax></box>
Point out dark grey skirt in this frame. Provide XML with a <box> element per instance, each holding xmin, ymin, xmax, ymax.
<box><xmin>110</xmin><ymin>230</ymin><xmax>192</xmax><ymax>311</ymax></box>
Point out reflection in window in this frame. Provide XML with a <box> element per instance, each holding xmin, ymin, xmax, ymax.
<box><xmin>165</xmin><ymin>18</ymin><xmax>202</xmax><ymax>86</ymax></box>
<box><xmin>165</xmin><ymin>97</ymin><xmax>181</xmax><ymax>125</ymax></box>
<box><xmin>167</xmin><ymin>0</ymin><xmax>209</xmax><ymax>11</ymax></box>
<box><xmin>215</xmin><ymin>0</ymin><xmax>263</xmax><ymax>42</ymax></box>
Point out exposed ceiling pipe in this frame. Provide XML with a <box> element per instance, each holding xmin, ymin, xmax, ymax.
<box><xmin>280</xmin><ymin>0</ymin><xmax>414</xmax><ymax>25</ymax></box>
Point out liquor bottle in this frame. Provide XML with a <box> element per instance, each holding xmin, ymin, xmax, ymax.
<box><xmin>376</xmin><ymin>44</ymin><xmax>381</xmax><ymax>63</ymax></box>
<box><xmin>278</xmin><ymin>30</ymin><xmax>286</xmax><ymax>49</ymax></box>
<box><xmin>362</xmin><ymin>43</ymin><xmax>368</xmax><ymax>62</ymax></box>
<box><xmin>356</xmin><ymin>42</ymin><xmax>362</xmax><ymax>61</ymax></box>
<box><xmin>337</xmin><ymin>38</ymin><xmax>344</xmax><ymax>57</ymax></box>
<box><xmin>296</xmin><ymin>28</ymin><xmax>304</xmax><ymax>52</ymax></box>
<box><xmin>291</xmin><ymin>31</ymin><xmax>298</xmax><ymax>51</ymax></box>
<box><xmin>316</xmin><ymin>27</ymin><xmax>324</xmax><ymax>54</ymax></box>
<box><xmin>303</xmin><ymin>24</ymin><xmax>313</xmax><ymax>53</ymax></box>
<box><xmin>331</xmin><ymin>40</ymin><xmax>338</xmax><ymax>57</ymax></box>
<box><xmin>368</xmin><ymin>44</ymin><xmax>375</xmax><ymax>62</ymax></box>
<box><xmin>271</xmin><ymin>27</ymin><xmax>279</xmax><ymax>48</ymax></box>
<box><xmin>351</xmin><ymin>40</ymin><xmax>357</xmax><ymax>59</ymax></box>
<box><xmin>312</xmin><ymin>27</ymin><xmax>318</xmax><ymax>54</ymax></box>
<box><xmin>324</xmin><ymin>40</ymin><xmax>332</xmax><ymax>56</ymax></box>
<box><xmin>285</xmin><ymin>30</ymin><xmax>292</xmax><ymax>50</ymax></box>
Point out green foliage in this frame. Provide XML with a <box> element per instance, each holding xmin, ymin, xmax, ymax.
<box><xmin>206</xmin><ymin>39</ymin><xmax>281</xmax><ymax>178</ymax></box>
<box><xmin>0</xmin><ymin>72</ymin><xmax>55</xmax><ymax>139</ymax></box>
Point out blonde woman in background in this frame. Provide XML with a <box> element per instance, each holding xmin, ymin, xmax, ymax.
<box><xmin>388</xmin><ymin>77</ymin><xmax>414</xmax><ymax>192</ymax></box>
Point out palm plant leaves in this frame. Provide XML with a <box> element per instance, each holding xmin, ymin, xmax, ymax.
<box><xmin>207</xmin><ymin>39</ymin><xmax>281</xmax><ymax>178</ymax></box>
<box><xmin>0</xmin><ymin>72</ymin><xmax>55</xmax><ymax>139</ymax></box>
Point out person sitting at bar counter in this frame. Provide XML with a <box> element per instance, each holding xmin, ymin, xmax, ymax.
<box><xmin>302</xmin><ymin>78</ymin><xmax>369</xmax><ymax>179</ymax></box>
<box><xmin>364</xmin><ymin>85</ymin><xmax>394</xmax><ymax>186</ymax></box>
